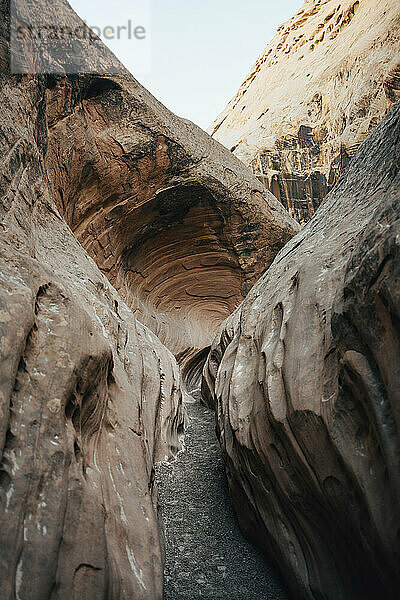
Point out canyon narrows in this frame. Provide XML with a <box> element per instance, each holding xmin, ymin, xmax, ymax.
<box><xmin>1</xmin><ymin>0</ymin><xmax>400</xmax><ymax>599</ymax></box>
<box><xmin>156</xmin><ymin>390</ymin><xmax>288</xmax><ymax>600</ymax></box>
<box><xmin>0</xmin><ymin>0</ymin><xmax>297</xmax><ymax>598</ymax></box>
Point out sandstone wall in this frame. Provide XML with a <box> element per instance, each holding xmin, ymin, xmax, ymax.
<box><xmin>209</xmin><ymin>0</ymin><xmax>400</xmax><ymax>223</ymax></box>
<box><xmin>44</xmin><ymin>71</ymin><xmax>297</xmax><ymax>365</ymax></box>
<box><xmin>0</xmin><ymin>74</ymin><xmax>184</xmax><ymax>600</ymax></box>
<box><xmin>203</xmin><ymin>101</ymin><xmax>400</xmax><ymax>599</ymax></box>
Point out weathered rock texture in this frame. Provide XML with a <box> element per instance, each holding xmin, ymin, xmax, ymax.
<box><xmin>0</xmin><ymin>7</ymin><xmax>185</xmax><ymax>600</ymax></box>
<box><xmin>11</xmin><ymin>1</ymin><xmax>297</xmax><ymax>370</ymax></box>
<box><xmin>203</xmin><ymin>101</ymin><xmax>400</xmax><ymax>599</ymax></box>
<box><xmin>0</xmin><ymin>242</ymin><xmax>183</xmax><ymax>600</ymax></box>
<box><xmin>0</xmin><ymin>0</ymin><xmax>297</xmax><ymax>597</ymax></box>
<box><xmin>46</xmin><ymin>79</ymin><xmax>297</xmax><ymax>366</ymax></box>
<box><xmin>209</xmin><ymin>0</ymin><xmax>400</xmax><ymax>223</ymax></box>
<box><xmin>45</xmin><ymin>80</ymin><xmax>297</xmax><ymax>366</ymax></box>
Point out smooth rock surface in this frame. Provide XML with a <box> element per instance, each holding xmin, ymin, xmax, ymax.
<box><xmin>209</xmin><ymin>0</ymin><xmax>400</xmax><ymax>223</ymax></box>
<box><xmin>45</xmin><ymin>71</ymin><xmax>297</xmax><ymax>363</ymax></box>
<box><xmin>0</xmin><ymin>106</ymin><xmax>183</xmax><ymax>600</ymax></box>
<box><xmin>0</xmin><ymin>3</ymin><xmax>186</xmax><ymax>594</ymax></box>
<box><xmin>203</xmin><ymin>101</ymin><xmax>400</xmax><ymax>599</ymax></box>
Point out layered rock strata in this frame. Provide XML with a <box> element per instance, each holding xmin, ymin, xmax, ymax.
<box><xmin>209</xmin><ymin>0</ymin><xmax>400</xmax><ymax>223</ymax></box>
<box><xmin>0</xmin><ymin>0</ymin><xmax>297</xmax><ymax>597</ymax></box>
<box><xmin>11</xmin><ymin>1</ymin><xmax>297</xmax><ymax>369</ymax></box>
<box><xmin>203</xmin><ymin>101</ymin><xmax>400</xmax><ymax>599</ymax></box>
<box><xmin>45</xmin><ymin>76</ymin><xmax>297</xmax><ymax>364</ymax></box>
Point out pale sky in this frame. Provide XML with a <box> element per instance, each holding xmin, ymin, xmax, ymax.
<box><xmin>68</xmin><ymin>0</ymin><xmax>302</xmax><ymax>130</ymax></box>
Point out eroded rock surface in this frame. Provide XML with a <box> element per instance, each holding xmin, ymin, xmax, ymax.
<box><xmin>10</xmin><ymin>2</ymin><xmax>297</xmax><ymax>370</ymax></box>
<box><xmin>209</xmin><ymin>0</ymin><xmax>400</xmax><ymax>223</ymax></box>
<box><xmin>0</xmin><ymin>8</ymin><xmax>187</xmax><ymax>598</ymax></box>
<box><xmin>45</xmin><ymin>74</ymin><xmax>297</xmax><ymax>364</ymax></box>
<box><xmin>203</xmin><ymin>102</ymin><xmax>400</xmax><ymax>599</ymax></box>
<box><xmin>0</xmin><ymin>0</ymin><xmax>297</xmax><ymax>597</ymax></box>
<box><xmin>0</xmin><ymin>238</ymin><xmax>183</xmax><ymax>600</ymax></box>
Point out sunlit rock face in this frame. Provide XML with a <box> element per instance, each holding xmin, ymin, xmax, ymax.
<box><xmin>209</xmin><ymin>0</ymin><xmax>400</xmax><ymax>224</ymax></box>
<box><xmin>0</xmin><ymin>0</ymin><xmax>298</xmax><ymax>597</ymax></box>
<box><xmin>203</xmin><ymin>102</ymin><xmax>400</xmax><ymax>600</ymax></box>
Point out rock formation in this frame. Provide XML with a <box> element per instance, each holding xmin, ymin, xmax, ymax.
<box><xmin>0</xmin><ymin>0</ymin><xmax>297</xmax><ymax>597</ymax></box>
<box><xmin>209</xmin><ymin>0</ymin><xmax>400</xmax><ymax>223</ymax></box>
<box><xmin>0</xmin><ymin>6</ymin><xmax>184</xmax><ymax>598</ymax></box>
<box><xmin>44</xmin><ymin>75</ymin><xmax>297</xmax><ymax>366</ymax></box>
<box><xmin>203</xmin><ymin>101</ymin><xmax>400</xmax><ymax>599</ymax></box>
<box><xmin>4</xmin><ymin>0</ymin><xmax>399</xmax><ymax>598</ymax></box>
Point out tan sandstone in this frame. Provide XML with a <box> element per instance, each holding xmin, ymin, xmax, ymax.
<box><xmin>209</xmin><ymin>0</ymin><xmax>400</xmax><ymax>223</ymax></box>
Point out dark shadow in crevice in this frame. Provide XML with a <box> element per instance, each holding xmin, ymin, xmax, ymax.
<box><xmin>182</xmin><ymin>346</ymin><xmax>211</xmax><ymax>397</ymax></box>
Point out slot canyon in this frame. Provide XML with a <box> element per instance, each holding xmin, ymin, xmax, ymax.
<box><xmin>0</xmin><ymin>1</ymin><xmax>399</xmax><ymax>600</ymax></box>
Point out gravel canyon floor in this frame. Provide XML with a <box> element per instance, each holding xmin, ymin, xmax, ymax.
<box><xmin>156</xmin><ymin>393</ymin><xmax>288</xmax><ymax>600</ymax></box>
